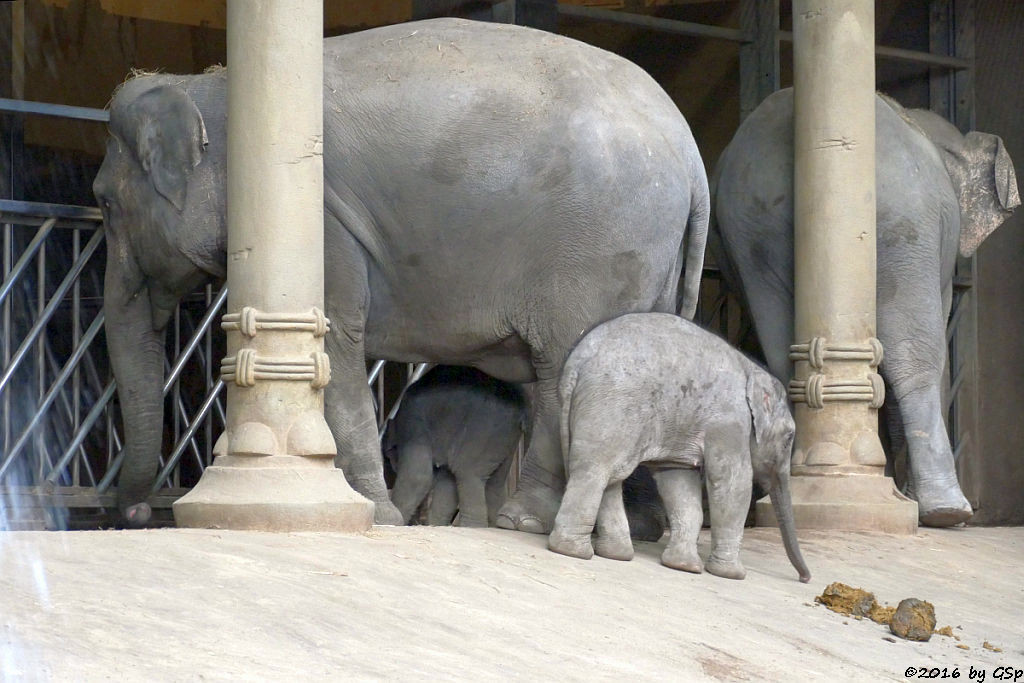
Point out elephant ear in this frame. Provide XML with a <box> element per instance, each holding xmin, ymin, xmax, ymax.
<box><xmin>745</xmin><ymin>371</ymin><xmax>775</xmax><ymax>448</ymax></box>
<box><xmin>124</xmin><ymin>84</ymin><xmax>208</xmax><ymax>212</ymax></box>
<box><xmin>939</xmin><ymin>131</ymin><xmax>1020</xmax><ymax>257</ymax></box>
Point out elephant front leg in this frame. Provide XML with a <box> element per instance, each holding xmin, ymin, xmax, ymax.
<box><xmin>704</xmin><ymin>432</ymin><xmax>751</xmax><ymax>580</ymax></box>
<box><xmin>389</xmin><ymin>442</ymin><xmax>434</xmax><ymax>524</ymax></box>
<box><xmin>653</xmin><ymin>468</ymin><xmax>704</xmax><ymax>574</ymax></box>
<box><xmin>593</xmin><ymin>480</ymin><xmax>634</xmax><ymax>561</ymax></box>
<box><xmin>881</xmin><ymin>337</ymin><xmax>972</xmax><ymax>527</ymax></box>
<box><xmin>324</xmin><ymin>327</ymin><xmax>403</xmax><ymax>526</ymax></box>
<box><xmin>455</xmin><ymin>475</ymin><xmax>489</xmax><ymax>528</ymax></box>
<box><xmin>427</xmin><ymin>469</ymin><xmax>458</xmax><ymax>525</ymax></box>
<box><xmin>497</xmin><ymin>377</ymin><xmax>564</xmax><ymax>534</ymax></box>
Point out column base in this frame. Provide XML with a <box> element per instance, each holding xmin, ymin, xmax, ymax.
<box><xmin>173</xmin><ymin>463</ymin><xmax>374</xmax><ymax>532</ymax></box>
<box><xmin>755</xmin><ymin>475</ymin><xmax>918</xmax><ymax>535</ymax></box>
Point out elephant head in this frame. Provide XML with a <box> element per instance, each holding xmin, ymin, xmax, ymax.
<box><xmin>92</xmin><ymin>72</ymin><xmax>228</xmax><ymax>525</ymax></box>
<box><xmin>899</xmin><ymin>105</ymin><xmax>1020</xmax><ymax>256</ymax></box>
<box><xmin>746</xmin><ymin>370</ymin><xmax>811</xmax><ymax>583</ymax></box>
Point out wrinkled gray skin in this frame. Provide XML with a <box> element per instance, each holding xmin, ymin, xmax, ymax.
<box><xmin>713</xmin><ymin>88</ymin><xmax>1020</xmax><ymax>528</ymax></box>
<box><xmin>383</xmin><ymin>365</ymin><xmax>525</xmax><ymax>527</ymax></box>
<box><xmin>549</xmin><ymin>313</ymin><xmax>810</xmax><ymax>582</ymax></box>
<box><xmin>91</xmin><ymin>19</ymin><xmax>709</xmax><ymax>527</ymax></box>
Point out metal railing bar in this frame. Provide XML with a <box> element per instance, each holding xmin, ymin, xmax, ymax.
<box><xmin>946</xmin><ymin>290</ymin><xmax>968</xmax><ymax>344</ymax></box>
<box><xmin>0</xmin><ymin>97</ymin><xmax>110</xmax><ymax>122</ymax></box>
<box><xmin>2</xmin><ymin>223</ymin><xmax>10</xmax><ymax>455</ymax></box>
<box><xmin>0</xmin><ymin>313</ymin><xmax>105</xmax><ymax>481</ymax></box>
<box><xmin>556</xmin><ymin>4</ymin><xmax>748</xmax><ymax>42</ymax></box>
<box><xmin>0</xmin><ymin>199</ymin><xmax>102</xmax><ymax>223</ymax></box>
<box><xmin>163</xmin><ymin>286</ymin><xmax>228</xmax><ymax>393</ymax></box>
<box><xmin>46</xmin><ymin>382</ymin><xmax>116</xmax><ymax>485</ymax></box>
<box><xmin>367</xmin><ymin>359</ymin><xmax>386</xmax><ymax>385</ymax></box>
<box><xmin>0</xmin><ymin>227</ymin><xmax>104</xmax><ymax>396</ymax></box>
<box><xmin>150</xmin><ymin>381</ymin><xmax>226</xmax><ymax>494</ymax></box>
<box><xmin>73</xmin><ymin>229</ymin><xmax>82</xmax><ymax>487</ymax></box>
<box><xmin>163</xmin><ymin>356</ymin><xmax>207</xmax><ymax>475</ymax></box>
<box><xmin>378</xmin><ymin>362</ymin><xmax>432</xmax><ymax>439</ymax></box>
<box><xmin>0</xmin><ymin>217</ymin><xmax>56</xmax><ymax>308</ymax></box>
<box><xmin>41</xmin><ymin>337</ymin><xmax>98</xmax><ymax>487</ymax></box>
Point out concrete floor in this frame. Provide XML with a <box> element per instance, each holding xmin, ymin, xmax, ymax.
<box><xmin>0</xmin><ymin>525</ymin><xmax>1021</xmax><ymax>681</ymax></box>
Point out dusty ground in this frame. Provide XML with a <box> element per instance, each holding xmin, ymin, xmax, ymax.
<box><xmin>0</xmin><ymin>525</ymin><xmax>1022</xmax><ymax>681</ymax></box>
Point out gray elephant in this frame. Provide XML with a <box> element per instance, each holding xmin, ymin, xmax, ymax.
<box><xmin>384</xmin><ymin>365</ymin><xmax>526</xmax><ymax>527</ymax></box>
<box><xmin>91</xmin><ymin>18</ymin><xmax>709</xmax><ymax>527</ymax></box>
<box><xmin>712</xmin><ymin>88</ymin><xmax>1019</xmax><ymax>527</ymax></box>
<box><xmin>549</xmin><ymin>313</ymin><xmax>811</xmax><ymax>583</ymax></box>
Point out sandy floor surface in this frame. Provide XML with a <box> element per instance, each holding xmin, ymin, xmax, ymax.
<box><xmin>1</xmin><ymin>525</ymin><xmax>1022</xmax><ymax>681</ymax></box>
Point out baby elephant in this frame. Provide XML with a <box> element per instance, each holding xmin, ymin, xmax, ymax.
<box><xmin>549</xmin><ymin>313</ymin><xmax>811</xmax><ymax>582</ymax></box>
<box><xmin>385</xmin><ymin>365</ymin><xmax>526</xmax><ymax>527</ymax></box>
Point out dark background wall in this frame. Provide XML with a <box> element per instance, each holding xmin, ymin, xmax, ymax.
<box><xmin>973</xmin><ymin>0</ymin><xmax>1024</xmax><ymax>524</ymax></box>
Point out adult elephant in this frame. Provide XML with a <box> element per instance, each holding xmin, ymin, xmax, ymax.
<box><xmin>92</xmin><ymin>18</ymin><xmax>709</xmax><ymax>529</ymax></box>
<box><xmin>713</xmin><ymin>88</ymin><xmax>1018</xmax><ymax>527</ymax></box>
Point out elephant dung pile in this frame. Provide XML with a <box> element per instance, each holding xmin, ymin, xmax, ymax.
<box><xmin>815</xmin><ymin>583</ymin><xmax>948</xmax><ymax>643</ymax></box>
<box><xmin>814</xmin><ymin>582</ymin><xmax>896</xmax><ymax>625</ymax></box>
<box><xmin>889</xmin><ymin>599</ymin><xmax>937</xmax><ymax>642</ymax></box>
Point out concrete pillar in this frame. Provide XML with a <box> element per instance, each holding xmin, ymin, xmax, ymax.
<box><xmin>755</xmin><ymin>0</ymin><xmax>917</xmax><ymax>534</ymax></box>
<box><xmin>174</xmin><ymin>0</ymin><xmax>373</xmax><ymax>531</ymax></box>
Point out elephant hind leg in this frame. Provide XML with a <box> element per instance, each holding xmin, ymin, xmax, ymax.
<box><xmin>497</xmin><ymin>375</ymin><xmax>564</xmax><ymax>534</ymax></box>
<box><xmin>427</xmin><ymin>469</ymin><xmax>458</xmax><ymax>526</ymax></box>
<box><xmin>548</xmin><ymin>454</ymin><xmax>610</xmax><ymax>560</ymax></box>
<box><xmin>653</xmin><ymin>468</ymin><xmax>704</xmax><ymax>574</ymax></box>
<box><xmin>593</xmin><ymin>481</ymin><xmax>634</xmax><ymax>561</ymax></box>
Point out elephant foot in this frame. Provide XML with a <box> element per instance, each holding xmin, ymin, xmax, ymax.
<box><xmin>661</xmin><ymin>545</ymin><xmax>703</xmax><ymax>574</ymax></box>
<box><xmin>912</xmin><ymin>483</ymin><xmax>973</xmax><ymax>527</ymax></box>
<box><xmin>706</xmin><ymin>556</ymin><xmax>746</xmax><ymax>580</ymax></box>
<box><xmin>919</xmin><ymin>504</ymin><xmax>972</xmax><ymax>527</ymax></box>
<box><xmin>496</xmin><ymin>487</ymin><xmax>560</xmax><ymax>534</ymax></box>
<box><xmin>548</xmin><ymin>528</ymin><xmax>594</xmax><ymax>560</ymax></box>
<box><xmin>626</xmin><ymin>505</ymin><xmax>665</xmax><ymax>542</ymax></box>
<box><xmin>594</xmin><ymin>533</ymin><xmax>634</xmax><ymax>561</ymax></box>
<box><xmin>124</xmin><ymin>502</ymin><xmax>152</xmax><ymax>528</ymax></box>
<box><xmin>373</xmin><ymin>499</ymin><xmax>405</xmax><ymax>526</ymax></box>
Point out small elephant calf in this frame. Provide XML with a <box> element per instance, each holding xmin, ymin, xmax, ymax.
<box><xmin>385</xmin><ymin>365</ymin><xmax>526</xmax><ymax>527</ymax></box>
<box><xmin>549</xmin><ymin>313</ymin><xmax>811</xmax><ymax>582</ymax></box>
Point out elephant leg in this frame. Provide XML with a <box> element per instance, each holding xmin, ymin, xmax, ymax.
<box><xmin>455</xmin><ymin>475</ymin><xmax>489</xmax><ymax>528</ymax></box>
<box><xmin>548</xmin><ymin>455</ymin><xmax>609</xmax><ymax>560</ymax></box>
<box><xmin>593</xmin><ymin>481</ymin><xmax>634</xmax><ymax>561</ymax></box>
<box><xmin>703</xmin><ymin>430</ymin><xmax>751</xmax><ymax>580</ymax></box>
<box><xmin>484</xmin><ymin>456</ymin><xmax>513</xmax><ymax>526</ymax></box>
<box><xmin>323</xmin><ymin>234</ymin><xmax>402</xmax><ymax>526</ymax></box>
<box><xmin>653</xmin><ymin>468</ymin><xmax>704</xmax><ymax>574</ymax></box>
<box><xmin>880</xmin><ymin>306</ymin><xmax>971</xmax><ymax>527</ymax></box>
<box><xmin>389</xmin><ymin>442</ymin><xmax>434</xmax><ymax>525</ymax></box>
<box><xmin>427</xmin><ymin>469</ymin><xmax>458</xmax><ymax>526</ymax></box>
<box><xmin>497</xmin><ymin>376</ymin><xmax>564</xmax><ymax>534</ymax></box>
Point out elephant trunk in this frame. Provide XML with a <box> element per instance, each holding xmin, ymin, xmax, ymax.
<box><xmin>104</xmin><ymin>251</ymin><xmax>166</xmax><ymax>527</ymax></box>
<box><xmin>769</xmin><ymin>471</ymin><xmax>811</xmax><ymax>583</ymax></box>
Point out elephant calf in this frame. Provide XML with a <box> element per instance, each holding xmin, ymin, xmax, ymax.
<box><xmin>385</xmin><ymin>366</ymin><xmax>526</xmax><ymax>527</ymax></box>
<box><xmin>549</xmin><ymin>313</ymin><xmax>811</xmax><ymax>583</ymax></box>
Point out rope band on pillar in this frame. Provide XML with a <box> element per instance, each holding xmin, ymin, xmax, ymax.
<box><xmin>789</xmin><ymin>373</ymin><xmax>885</xmax><ymax>409</ymax></box>
<box><xmin>788</xmin><ymin>337</ymin><xmax>883</xmax><ymax>369</ymax></box>
<box><xmin>221</xmin><ymin>350</ymin><xmax>331</xmax><ymax>388</ymax></box>
<box><xmin>222</xmin><ymin>306</ymin><xmax>330</xmax><ymax>338</ymax></box>
<box><xmin>789</xmin><ymin>337</ymin><xmax>885</xmax><ymax>409</ymax></box>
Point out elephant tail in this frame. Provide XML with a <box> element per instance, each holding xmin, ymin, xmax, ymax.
<box><xmin>678</xmin><ymin>172</ymin><xmax>710</xmax><ymax>320</ymax></box>
<box><xmin>558</xmin><ymin>357</ymin><xmax>582</xmax><ymax>471</ymax></box>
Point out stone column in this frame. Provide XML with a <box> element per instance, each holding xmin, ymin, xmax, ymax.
<box><xmin>755</xmin><ymin>0</ymin><xmax>917</xmax><ymax>533</ymax></box>
<box><xmin>174</xmin><ymin>0</ymin><xmax>373</xmax><ymax>531</ymax></box>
